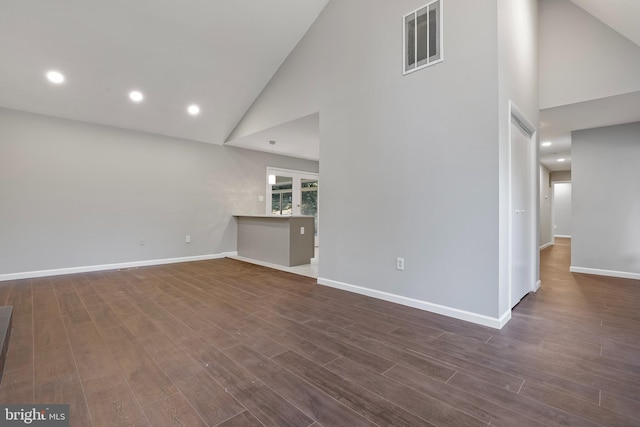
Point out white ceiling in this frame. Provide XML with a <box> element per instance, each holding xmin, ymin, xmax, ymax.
<box><xmin>1</xmin><ymin>1</ymin><xmax>637</xmax><ymax>166</ymax></box>
<box><xmin>570</xmin><ymin>0</ymin><xmax>640</xmax><ymax>47</ymax></box>
<box><xmin>540</xmin><ymin>0</ymin><xmax>640</xmax><ymax>172</ymax></box>
<box><xmin>0</xmin><ymin>0</ymin><xmax>329</xmax><ymax>145</ymax></box>
<box><xmin>539</xmin><ymin>90</ymin><xmax>640</xmax><ymax>171</ymax></box>
<box><xmin>225</xmin><ymin>113</ymin><xmax>319</xmax><ymax>161</ymax></box>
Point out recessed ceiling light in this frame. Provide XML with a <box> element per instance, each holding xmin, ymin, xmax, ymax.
<box><xmin>187</xmin><ymin>104</ymin><xmax>200</xmax><ymax>116</ymax></box>
<box><xmin>541</xmin><ymin>141</ymin><xmax>552</xmax><ymax>147</ymax></box>
<box><xmin>557</xmin><ymin>158</ymin><xmax>566</xmax><ymax>162</ymax></box>
<box><xmin>129</xmin><ymin>90</ymin><xmax>144</xmax><ymax>102</ymax></box>
<box><xmin>46</xmin><ymin>70</ymin><xmax>65</xmax><ymax>84</ymax></box>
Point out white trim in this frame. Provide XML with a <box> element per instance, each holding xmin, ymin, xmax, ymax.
<box><xmin>497</xmin><ymin>310</ymin><xmax>512</xmax><ymax>328</ymax></box>
<box><xmin>534</xmin><ymin>280</ymin><xmax>541</xmax><ymax>292</ymax></box>
<box><xmin>0</xmin><ymin>252</ymin><xmax>238</xmax><ymax>282</ymax></box>
<box><xmin>539</xmin><ymin>242</ymin><xmax>553</xmax><ymax>250</ymax></box>
<box><xmin>554</xmin><ymin>234</ymin><xmax>571</xmax><ymax>238</ymax></box>
<box><xmin>569</xmin><ymin>266</ymin><xmax>640</xmax><ymax>281</ymax></box>
<box><xmin>318</xmin><ymin>277</ymin><xmax>509</xmax><ymax>329</ymax></box>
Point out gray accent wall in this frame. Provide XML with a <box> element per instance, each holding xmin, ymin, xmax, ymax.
<box><xmin>229</xmin><ymin>0</ymin><xmax>539</xmax><ymax>322</ymax></box>
<box><xmin>0</xmin><ymin>108</ymin><xmax>318</xmax><ymax>276</ymax></box>
<box><xmin>571</xmin><ymin>122</ymin><xmax>640</xmax><ymax>276</ymax></box>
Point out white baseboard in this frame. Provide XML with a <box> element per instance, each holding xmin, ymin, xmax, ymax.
<box><xmin>497</xmin><ymin>310</ymin><xmax>511</xmax><ymax>328</ymax></box>
<box><xmin>569</xmin><ymin>266</ymin><xmax>640</xmax><ymax>281</ymax></box>
<box><xmin>317</xmin><ymin>277</ymin><xmax>510</xmax><ymax>329</ymax></box>
<box><xmin>0</xmin><ymin>252</ymin><xmax>238</xmax><ymax>282</ymax></box>
<box><xmin>534</xmin><ymin>280</ymin><xmax>541</xmax><ymax>292</ymax></box>
<box><xmin>539</xmin><ymin>242</ymin><xmax>553</xmax><ymax>250</ymax></box>
<box><xmin>554</xmin><ymin>235</ymin><xmax>571</xmax><ymax>238</ymax></box>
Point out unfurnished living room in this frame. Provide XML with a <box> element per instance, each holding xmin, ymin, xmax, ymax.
<box><xmin>1</xmin><ymin>1</ymin><xmax>639</xmax><ymax>426</ymax></box>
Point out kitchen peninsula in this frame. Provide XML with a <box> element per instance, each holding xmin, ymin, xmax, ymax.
<box><xmin>234</xmin><ymin>215</ymin><xmax>315</xmax><ymax>267</ymax></box>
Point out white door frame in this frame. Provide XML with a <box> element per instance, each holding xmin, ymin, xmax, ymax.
<box><xmin>507</xmin><ymin>102</ymin><xmax>538</xmax><ymax>309</ymax></box>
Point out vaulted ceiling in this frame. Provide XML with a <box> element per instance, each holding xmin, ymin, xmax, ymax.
<box><xmin>1</xmin><ymin>0</ymin><xmax>638</xmax><ymax>166</ymax></box>
<box><xmin>540</xmin><ymin>0</ymin><xmax>640</xmax><ymax>171</ymax></box>
<box><xmin>570</xmin><ymin>0</ymin><xmax>640</xmax><ymax>47</ymax></box>
<box><xmin>0</xmin><ymin>0</ymin><xmax>328</xmax><ymax>147</ymax></box>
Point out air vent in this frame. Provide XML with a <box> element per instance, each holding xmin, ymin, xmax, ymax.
<box><xmin>403</xmin><ymin>0</ymin><xmax>443</xmax><ymax>75</ymax></box>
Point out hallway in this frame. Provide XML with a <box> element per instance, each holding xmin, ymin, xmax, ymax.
<box><xmin>500</xmin><ymin>237</ymin><xmax>640</xmax><ymax>424</ymax></box>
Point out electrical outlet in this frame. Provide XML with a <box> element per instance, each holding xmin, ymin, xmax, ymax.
<box><xmin>140</xmin><ymin>238</ymin><xmax>145</xmax><ymax>246</ymax></box>
<box><xmin>185</xmin><ymin>235</ymin><xmax>191</xmax><ymax>243</ymax></box>
<box><xmin>396</xmin><ymin>257</ymin><xmax>405</xmax><ymax>270</ymax></box>
<box><xmin>258</xmin><ymin>195</ymin><xmax>264</xmax><ymax>202</ymax></box>
<box><xmin>300</xmin><ymin>227</ymin><xmax>305</xmax><ymax>235</ymax></box>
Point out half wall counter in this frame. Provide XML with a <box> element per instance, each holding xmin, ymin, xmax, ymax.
<box><xmin>234</xmin><ymin>215</ymin><xmax>315</xmax><ymax>267</ymax></box>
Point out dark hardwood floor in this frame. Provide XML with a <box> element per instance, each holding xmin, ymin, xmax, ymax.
<box><xmin>1</xmin><ymin>238</ymin><xmax>639</xmax><ymax>426</ymax></box>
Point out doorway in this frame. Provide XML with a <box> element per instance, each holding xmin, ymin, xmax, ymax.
<box><xmin>509</xmin><ymin>108</ymin><xmax>537</xmax><ymax>308</ymax></box>
<box><xmin>266</xmin><ymin>167</ymin><xmax>319</xmax><ymax>247</ymax></box>
<box><xmin>552</xmin><ymin>182</ymin><xmax>572</xmax><ymax>239</ymax></box>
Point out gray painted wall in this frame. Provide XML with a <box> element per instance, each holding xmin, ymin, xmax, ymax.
<box><xmin>553</xmin><ymin>183</ymin><xmax>572</xmax><ymax>237</ymax></box>
<box><xmin>230</xmin><ymin>0</ymin><xmax>538</xmax><ymax>322</ymax></box>
<box><xmin>571</xmin><ymin>122</ymin><xmax>640</xmax><ymax>275</ymax></box>
<box><xmin>0</xmin><ymin>108</ymin><xmax>318</xmax><ymax>275</ymax></box>
<box><xmin>498</xmin><ymin>0</ymin><xmax>539</xmax><ymax>315</ymax></box>
<box><xmin>539</xmin><ymin>164</ymin><xmax>552</xmax><ymax>247</ymax></box>
<box><xmin>539</xmin><ymin>0</ymin><xmax>640</xmax><ymax>109</ymax></box>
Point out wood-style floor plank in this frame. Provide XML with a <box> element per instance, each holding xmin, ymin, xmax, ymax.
<box><xmin>3</xmin><ymin>328</ymin><xmax>33</xmax><ymax>373</ymax></box>
<box><xmin>324</xmin><ymin>356</ymin><xmax>484</xmax><ymax>427</ymax></box>
<box><xmin>6</xmin><ymin>282</ymin><xmax>32</xmax><ymax>318</ymax></box>
<box><xmin>0</xmin><ymin>367</ymin><xmax>33</xmax><ymax>404</ymax></box>
<box><xmin>180</xmin><ymin>373</ymin><xmax>245</xmax><ymax>426</ymax></box>
<box><xmin>519</xmin><ymin>377</ymin><xmax>638</xmax><ymax>426</ymax></box>
<box><xmin>180</xmin><ymin>337</ymin><xmax>315</xmax><ymax>427</ymax></box>
<box><xmin>142</xmin><ymin>393</ymin><xmax>207</xmax><ymax>427</ymax></box>
<box><xmin>1</xmin><ymin>238</ymin><xmax>639</xmax><ymax>426</ymax></box>
<box><xmin>96</xmin><ymin>325</ymin><xmax>177</xmax><ymax>406</ymax></box>
<box><xmin>273</xmin><ymin>350</ymin><xmax>436</xmax><ymax>426</ymax></box>
<box><xmin>0</xmin><ymin>282</ymin><xmax>11</xmax><ymax>306</ymax></box>
<box><xmin>223</xmin><ymin>344</ymin><xmax>377</xmax><ymax>427</ymax></box>
<box><xmin>33</xmin><ymin>315</ymin><xmax>77</xmax><ymax>386</ymax></box>
<box><xmin>215</xmin><ymin>410</ymin><xmax>265</xmax><ymax>427</ymax></box>
<box><xmin>35</xmin><ymin>374</ymin><xmax>93</xmax><ymax>427</ymax></box>
<box><xmin>84</xmin><ymin>382</ymin><xmax>150</xmax><ymax>427</ymax></box>
<box><xmin>447</xmin><ymin>371</ymin><xmax>600</xmax><ymax>427</ymax></box>
<box><xmin>383</xmin><ymin>363</ymin><xmax>545</xmax><ymax>427</ymax></box>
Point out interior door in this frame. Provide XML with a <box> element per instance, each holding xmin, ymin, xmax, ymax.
<box><xmin>510</xmin><ymin>117</ymin><xmax>532</xmax><ymax>307</ymax></box>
